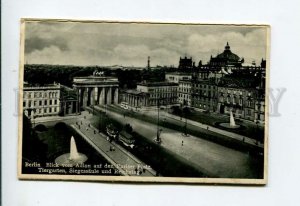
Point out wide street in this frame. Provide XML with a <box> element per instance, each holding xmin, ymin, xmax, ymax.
<box><xmin>94</xmin><ymin>105</ymin><xmax>262</xmax><ymax>178</ymax></box>
<box><xmin>107</xmin><ymin>105</ymin><xmax>263</xmax><ymax>148</ymax></box>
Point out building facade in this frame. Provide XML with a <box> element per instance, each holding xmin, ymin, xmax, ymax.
<box><xmin>208</xmin><ymin>42</ymin><xmax>244</xmax><ymax>67</ymax></box>
<box><xmin>191</xmin><ymin>80</ymin><xmax>218</xmax><ymax>111</ymax></box>
<box><xmin>23</xmin><ymin>84</ymin><xmax>61</xmax><ymax>118</ymax></box>
<box><xmin>254</xmin><ymin>99</ymin><xmax>265</xmax><ymax>124</ymax></box>
<box><xmin>136</xmin><ymin>82</ymin><xmax>178</xmax><ymax>106</ymax></box>
<box><xmin>217</xmin><ymin>86</ymin><xmax>258</xmax><ymax>121</ymax></box>
<box><xmin>73</xmin><ymin>76</ymin><xmax>119</xmax><ymax>112</ymax></box>
<box><xmin>121</xmin><ymin>82</ymin><xmax>178</xmax><ymax>108</ymax></box>
<box><xmin>178</xmin><ymin>56</ymin><xmax>195</xmax><ymax>70</ymax></box>
<box><xmin>60</xmin><ymin>85</ymin><xmax>79</xmax><ymax>116</ymax></box>
<box><xmin>165</xmin><ymin>72</ymin><xmax>192</xmax><ymax>83</ymax></box>
<box><xmin>120</xmin><ymin>89</ymin><xmax>149</xmax><ymax>108</ymax></box>
<box><xmin>178</xmin><ymin>80</ymin><xmax>192</xmax><ymax>106</ymax></box>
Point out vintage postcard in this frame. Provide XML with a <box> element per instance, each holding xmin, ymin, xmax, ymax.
<box><xmin>18</xmin><ymin>19</ymin><xmax>269</xmax><ymax>184</ymax></box>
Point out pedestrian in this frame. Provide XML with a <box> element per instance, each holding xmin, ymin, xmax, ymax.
<box><xmin>94</xmin><ymin>130</ymin><xmax>96</xmax><ymax>134</ymax></box>
<box><xmin>182</xmin><ymin>140</ymin><xmax>184</xmax><ymax>146</ymax></box>
<box><xmin>207</xmin><ymin>126</ymin><xmax>209</xmax><ymax>130</ymax></box>
<box><xmin>86</xmin><ymin>127</ymin><xmax>88</xmax><ymax>131</ymax></box>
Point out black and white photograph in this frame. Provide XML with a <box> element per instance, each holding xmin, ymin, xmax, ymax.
<box><xmin>18</xmin><ymin>19</ymin><xmax>269</xmax><ymax>184</ymax></box>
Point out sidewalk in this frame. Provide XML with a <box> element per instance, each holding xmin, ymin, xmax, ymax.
<box><xmin>109</xmin><ymin>104</ymin><xmax>263</xmax><ymax>148</ymax></box>
<box><xmin>161</xmin><ymin>111</ymin><xmax>264</xmax><ymax>148</ymax></box>
<box><xmin>34</xmin><ymin>113</ymin><xmax>80</xmax><ymax>124</ymax></box>
<box><xmin>71</xmin><ymin>114</ymin><xmax>156</xmax><ymax>177</ymax></box>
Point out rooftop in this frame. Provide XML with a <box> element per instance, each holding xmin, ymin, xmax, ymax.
<box><xmin>123</xmin><ymin>89</ymin><xmax>146</xmax><ymax>95</ymax></box>
<box><xmin>73</xmin><ymin>76</ymin><xmax>119</xmax><ymax>85</ymax></box>
<box><xmin>165</xmin><ymin>72</ymin><xmax>192</xmax><ymax>76</ymax></box>
<box><xmin>137</xmin><ymin>82</ymin><xmax>178</xmax><ymax>87</ymax></box>
<box><xmin>23</xmin><ymin>83</ymin><xmax>61</xmax><ymax>90</ymax></box>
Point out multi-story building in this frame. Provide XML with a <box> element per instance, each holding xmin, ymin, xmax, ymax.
<box><xmin>60</xmin><ymin>85</ymin><xmax>79</xmax><ymax>116</ymax></box>
<box><xmin>165</xmin><ymin>72</ymin><xmax>192</xmax><ymax>83</ymax></box>
<box><xmin>178</xmin><ymin>80</ymin><xmax>192</xmax><ymax>106</ymax></box>
<box><xmin>121</xmin><ymin>82</ymin><xmax>178</xmax><ymax>108</ymax></box>
<box><xmin>191</xmin><ymin>80</ymin><xmax>218</xmax><ymax>111</ymax></box>
<box><xmin>217</xmin><ymin>86</ymin><xmax>258</xmax><ymax>121</ymax></box>
<box><xmin>137</xmin><ymin>82</ymin><xmax>178</xmax><ymax>106</ymax></box>
<box><xmin>23</xmin><ymin>83</ymin><xmax>61</xmax><ymax>118</ymax></box>
<box><xmin>178</xmin><ymin>56</ymin><xmax>195</xmax><ymax>70</ymax></box>
<box><xmin>208</xmin><ymin>42</ymin><xmax>244</xmax><ymax>67</ymax></box>
<box><xmin>120</xmin><ymin>89</ymin><xmax>149</xmax><ymax>108</ymax></box>
<box><xmin>255</xmin><ymin>99</ymin><xmax>265</xmax><ymax>124</ymax></box>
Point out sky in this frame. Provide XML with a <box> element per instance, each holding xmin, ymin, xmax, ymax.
<box><xmin>24</xmin><ymin>21</ymin><xmax>268</xmax><ymax>67</ymax></box>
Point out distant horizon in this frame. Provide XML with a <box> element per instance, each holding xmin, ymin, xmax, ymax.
<box><xmin>24</xmin><ymin>57</ymin><xmax>265</xmax><ymax>68</ymax></box>
<box><xmin>24</xmin><ymin>63</ymin><xmax>174</xmax><ymax>68</ymax></box>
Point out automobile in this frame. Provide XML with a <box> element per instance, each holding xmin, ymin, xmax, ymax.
<box><xmin>106</xmin><ymin>124</ymin><xmax>119</xmax><ymax>141</ymax></box>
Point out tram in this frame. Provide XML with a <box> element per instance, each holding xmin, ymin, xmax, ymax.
<box><xmin>118</xmin><ymin>130</ymin><xmax>135</xmax><ymax>149</ymax></box>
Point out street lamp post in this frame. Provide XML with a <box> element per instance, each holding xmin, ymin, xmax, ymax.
<box><xmin>184</xmin><ymin>111</ymin><xmax>187</xmax><ymax>136</ymax></box>
<box><xmin>182</xmin><ymin>100</ymin><xmax>188</xmax><ymax>136</ymax></box>
<box><xmin>156</xmin><ymin>99</ymin><xmax>161</xmax><ymax>143</ymax></box>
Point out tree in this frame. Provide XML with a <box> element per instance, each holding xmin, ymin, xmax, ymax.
<box><xmin>22</xmin><ymin>114</ymin><xmax>47</xmax><ymax>162</ymax></box>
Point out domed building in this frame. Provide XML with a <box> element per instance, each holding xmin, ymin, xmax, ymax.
<box><xmin>209</xmin><ymin>42</ymin><xmax>244</xmax><ymax>67</ymax></box>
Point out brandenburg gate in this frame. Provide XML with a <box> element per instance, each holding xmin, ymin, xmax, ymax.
<box><xmin>73</xmin><ymin>75</ymin><xmax>119</xmax><ymax>111</ymax></box>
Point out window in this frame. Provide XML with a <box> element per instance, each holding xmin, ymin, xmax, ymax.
<box><xmin>49</xmin><ymin>108</ymin><xmax>52</xmax><ymax>113</ymax></box>
<box><xmin>227</xmin><ymin>96</ymin><xmax>230</xmax><ymax>103</ymax></box>
<box><xmin>23</xmin><ymin>101</ymin><xmax>26</xmax><ymax>107</ymax></box>
<box><xmin>50</xmin><ymin>100</ymin><xmax>52</xmax><ymax>105</ymax></box>
<box><xmin>239</xmin><ymin>98</ymin><xmax>243</xmax><ymax>105</ymax></box>
<box><xmin>248</xmin><ymin>101</ymin><xmax>251</xmax><ymax>107</ymax></box>
<box><xmin>28</xmin><ymin>101</ymin><xmax>31</xmax><ymax>107</ymax></box>
<box><xmin>44</xmin><ymin>100</ymin><xmax>47</xmax><ymax>105</ymax></box>
<box><xmin>39</xmin><ymin>100</ymin><xmax>42</xmax><ymax>106</ymax></box>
